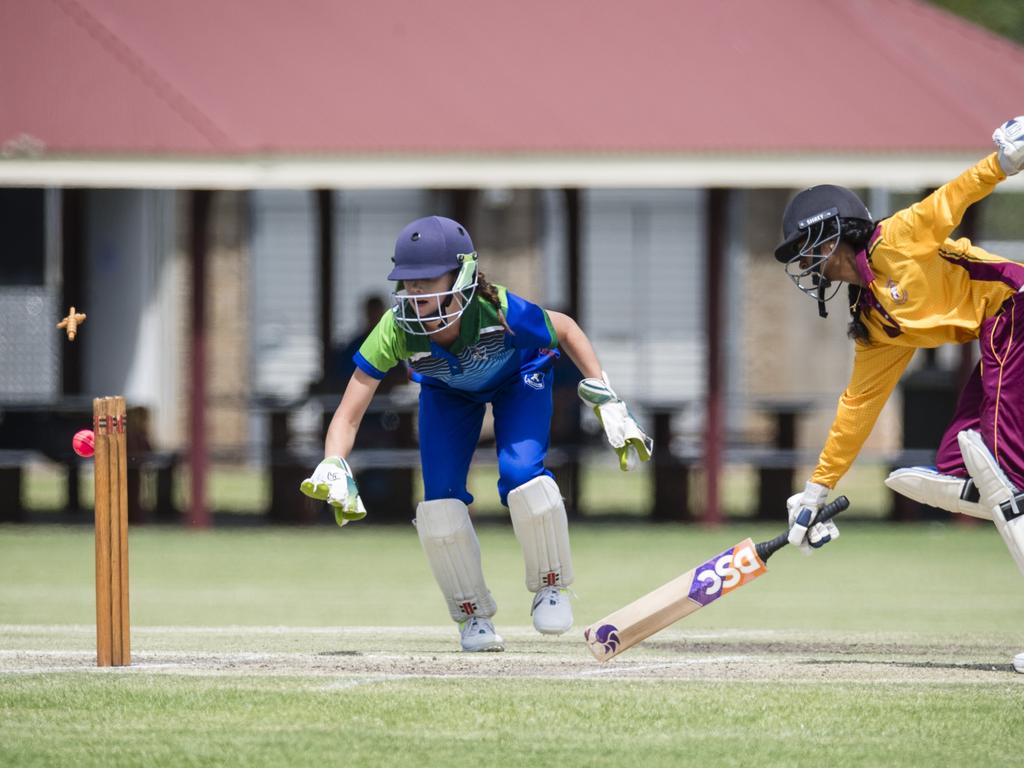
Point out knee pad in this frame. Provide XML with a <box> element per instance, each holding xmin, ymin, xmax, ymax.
<box><xmin>415</xmin><ymin>499</ymin><xmax>497</xmax><ymax>622</ymax></box>
<box><xmin>507</xmin><ymin>476</ymin><xmax>574</xmax><ymax>591</ymax></box>
<box><xmin>884</xmin><ymin>467</ymin><xmax>989</xmax><ymax>520</ymax></box>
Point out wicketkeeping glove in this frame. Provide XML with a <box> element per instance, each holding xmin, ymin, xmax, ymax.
<box><xmin>786</xmin><ymin>481</ymin><xmax>840</xmax><ymax>554</ymax></box>
<box><xmin>299</xmin><ymin>456</ymin><xmax>366</xmax><ymax>526</ymax></box>
<box><xmin>993</xmin><ymin>116</ymin><xmax>1024</xmax><ymax>176</ymax></box>
<box><xmin>578</xmin><ymin>372</ymin><xmax>653</xmax><ymax>471</ymax></box>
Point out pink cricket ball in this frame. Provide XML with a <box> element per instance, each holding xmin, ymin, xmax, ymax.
<box><xmin>73</xmin><ymin>429</ymin><xmax>95</xmax><ymax>458</ymax></box>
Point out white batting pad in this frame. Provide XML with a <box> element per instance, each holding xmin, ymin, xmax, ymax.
<box><xmin>507</xmin><ymin>476</ymin><xmax>574</xmax><ymax>592</ymax></box>
<box><xmin>414</xmin><ymin>499</ymin><xmax>497</xmax><ymax>622</ymax></box>
<box><xmin>957</xmin><ymin>430</ymin><xmax>1024</xmax><ymax>576</ymax></box>
<box><xmin>884</xmin><ymin>467</ymin><xmax>989</xmax><ymax>520</ymax></box>
<box><xmin>958</xmin><ymin>430</ymin><xmax>1020</xmax><ymax>508</ymax></box>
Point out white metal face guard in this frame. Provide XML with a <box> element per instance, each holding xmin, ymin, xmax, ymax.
<box><xmin>391</xmin><ymin>253</ymin><xmax>478</xmax><ymax>336</ymax></box>
<box><xmin>783</xmin><ymin>209</ymin><xmax>843</xmax><ymax>311</ymax></box>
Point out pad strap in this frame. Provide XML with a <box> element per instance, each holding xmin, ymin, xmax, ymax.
<box><xmin>999</xmin><ymin>491</ymin><xmax>1024</xmax><ymax>522</ymax></box>
<box><xmin>960</xmin><ymin>479</ymin><xmax>980</xmax><ymax>503</ymax></box>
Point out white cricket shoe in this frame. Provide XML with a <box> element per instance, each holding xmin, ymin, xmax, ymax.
<box><xmin>1014</xmin><ymin>652</ymin><xmax>1024</xmax><ymax>674</ymax></box>
<box><xmin>531</xmin><ymin>586</ymin><xmax>573</xmax><ymax>635</ymax></box>
<box><xmin>458</xmin><ymin>616</ymin><xmax>504</xmax><ymax>652</ymax></box>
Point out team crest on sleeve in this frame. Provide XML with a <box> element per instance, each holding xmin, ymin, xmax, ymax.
<box><xmin>523</xmin><ymin>372</ymin><xmax>546</xmax><ymax>390</ymax></box>
<box><xmin>886</xmin><ymin>278</ymin><xmax>908</xmax><ymax>305</ymax></box>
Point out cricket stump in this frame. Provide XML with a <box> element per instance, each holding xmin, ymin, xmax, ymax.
<box><xmin>94</xmin><ymin>396</ymin><xmax>130</xmax><ymax>667</ymax></box>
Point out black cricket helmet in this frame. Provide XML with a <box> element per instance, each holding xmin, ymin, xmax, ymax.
<box><xmin>774</xmin><ymin>185</ymin><xmax>871</xmax><ymax>318</ymax></box>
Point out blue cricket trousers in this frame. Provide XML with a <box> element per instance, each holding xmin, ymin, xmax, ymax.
<box><xmin>418</xmin><ymin>370</ymin><xmax>554</xmax><ymax>507</ymax></box>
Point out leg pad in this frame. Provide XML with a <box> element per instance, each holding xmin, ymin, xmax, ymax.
<box><xmin>885</xmin><ymin>466</ymin><xmax>988</xmax><ymax>520</ymax></box>
<box><xmin>508</xmin><ymin>476</ymin><xmax>574</xmax><ymax>592</ymax></box>
<box><xmin>415</xmin><ymin>499</ymin><xmax>497</xmax><ymax>621</ymax></box>
<box><xmin>958</xmin><ymin>430</ymin><xmax>1024</xmax><ymax>576</ymax></box>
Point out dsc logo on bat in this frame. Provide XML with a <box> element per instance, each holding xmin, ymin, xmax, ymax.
<box><xmin>688</xmin><ymin>539</ymin><xmax>766</xmax><ymax>606</ymax></box>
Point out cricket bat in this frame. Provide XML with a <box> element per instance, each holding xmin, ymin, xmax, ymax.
<box><xmin>583</xmin><ymin>495</ymin><xmax>849</xmax><ymax>662</ymax></box>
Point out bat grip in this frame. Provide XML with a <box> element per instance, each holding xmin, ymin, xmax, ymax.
<box><xmin>815</xmin><ymin>495</ymin><xmax>849</xmax><ymax>525</ymax></box>
<box><xmin>755</xmin><ymin>495</ymin><xmax>850</xmax><ymax>562</ymax></box>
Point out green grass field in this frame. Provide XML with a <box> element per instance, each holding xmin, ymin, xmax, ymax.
<box><xmin>21</xmin><ymin>459</ymin><xmax>895</xmax><ymax>519</ymax></box>
<box><xmin>2</xmin><ymin>520</ymin><xmax>1022</xmax><ymax>767</ymax></box>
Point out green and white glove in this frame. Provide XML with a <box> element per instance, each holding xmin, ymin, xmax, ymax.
<box><xmin>578</xmin><ymin>372</ymin><xmax>653</xmax><ymax>471</ymax></box>
<box><xmin>300</xmin><ymin>456</ymin><xmax>366</xmax><ymax>526</ymax></box>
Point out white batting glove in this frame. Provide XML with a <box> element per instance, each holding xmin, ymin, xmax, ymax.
<box><xmin>993</xmin><ymin>116</ymin><xmax>1024</xmax><ymax>176</ymax></box>
<box><xmin>786</xmin><ymin>481</ymin><xmax>839</xmax><ymax>554</ymax></box>
<box><xmin>300</xmin><ymin>456</ymin><xmax>366</xmax><ymax>526</ymax></box>
<box><xmin>578</xmin><ymin>372</ymin><xmax>653</xmax><ymax>471</ymax></box>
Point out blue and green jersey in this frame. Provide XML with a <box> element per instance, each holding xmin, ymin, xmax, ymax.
<box><xmin>353</xmin><ymin>285</ymin><xmax>559</xmax><ymax>398</ymax></box>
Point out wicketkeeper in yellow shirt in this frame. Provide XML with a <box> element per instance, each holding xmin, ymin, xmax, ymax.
<box><xmin>773</xmin><ymin>117</ymin><xmax>1024</xmax><ymax>673</ymax></box>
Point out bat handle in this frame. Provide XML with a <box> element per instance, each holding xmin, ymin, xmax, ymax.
<box><xmin>815</xmin><ymin>495</ymin><xmax>849</xmax><ymax>525</ymax></box>
<box><xmin>755</xmin><ymin>495</ymin><xmax>850</xmax><ymax>562</ymax></box>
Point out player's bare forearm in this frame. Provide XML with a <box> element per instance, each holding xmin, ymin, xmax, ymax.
<box><xmin>547</xmin><ymin>311</ymin><xmax>602</xmax><ymax>379</ymax></box>
<box><xmin>324</xmin><ymin>368</ymin><xmax>379</xmax><ymax>458</ymax></box>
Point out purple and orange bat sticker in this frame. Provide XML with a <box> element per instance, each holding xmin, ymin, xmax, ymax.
<box><xmin>584</xmin><ymin>539</ymin><xmax>767</xmax><ymax>659</ymax></box>
<box><xmin>687</xmin><ymin>538</ymin><xmax>767</xmax><ymax>606</ymax></box>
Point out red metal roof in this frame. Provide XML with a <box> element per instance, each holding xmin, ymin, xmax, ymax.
<box><xmin>3</xmin><ymin>0</ymin><xmax>1024</xmax><ymax>156</ymax></box>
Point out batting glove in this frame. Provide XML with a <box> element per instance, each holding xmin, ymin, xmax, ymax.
<box><xmin>578</xmin><ymin>372</ymin><xmax>653</xmax><ymax>471</ymax></box>
<box><xmin>993</xmin><ymin>116</ymin><xmax>1024</xmax><ymax>176</ymax></box>
<box><xmin>300</xmin><ymin>456</ymin><xmax>366</xmax><ymax>526</ymax></box>
<box><xmin>786</xmin><ymin>481</ymin><xmax>839</xmax><ymax>554</ymax></box>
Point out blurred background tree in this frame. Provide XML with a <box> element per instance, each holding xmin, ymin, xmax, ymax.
<box><xmin>931</xmin><ymin>0</ymin><xmax>1024</xmax><ymax>43</ymax></box>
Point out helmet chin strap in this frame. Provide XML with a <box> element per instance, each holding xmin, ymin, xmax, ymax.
<box><xmin>440</xmin><ymin>259</ymin><xmax>474</xmax><ymax>312</ymax></box>
<box><xmin>812</xmin><ymin>269</ymin><xmax>830</xmax><ymax>318</ymax></box>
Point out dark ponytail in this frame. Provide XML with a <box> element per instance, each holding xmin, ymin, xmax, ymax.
<box><xmin>840</xmin><ymin>218</ymin><xmax>875</xmax><ymax>342</ymax></box>
<box><xmin>476</xmin><ymin>271</ymin><xmax>513</xmax><ymax>334</ymax></box>
<box><xmin>847</xmin><ymin>284</ymin><xmax>869</xmax><ymax>342</ymax></box>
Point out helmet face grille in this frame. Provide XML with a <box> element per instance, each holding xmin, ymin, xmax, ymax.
<box><xmin>390</xmin><ymin>254</ymin><xmax>479</xmax><ymax>336</ymax></box>
<box><xmin>775</xmin><ymin>185</ymin><xmax>871</xmax><ymax>316</ymax></box>
<box><xmin>782</xmin><ymin>214</ymin><xmax>843</xmax><ymax>309</ymax></box>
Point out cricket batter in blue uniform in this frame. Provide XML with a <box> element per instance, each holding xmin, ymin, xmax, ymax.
<box><xmin>774</xmin><ymin>117</ymin><xmax>1024</xmax><ymax>672</ymax></box>
<box><xmin>301</xmin><ymin>216</ymin><xmax>652</xmax><ymax>651</ymax></box>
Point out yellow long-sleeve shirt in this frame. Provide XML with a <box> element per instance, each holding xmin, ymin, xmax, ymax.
<box><xmin>811</xmin><ymin>153</ymin><xmax>1024</xmax><ymax>488</ymax></box>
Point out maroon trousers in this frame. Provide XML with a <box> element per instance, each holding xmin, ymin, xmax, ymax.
<box><xmin>936</xmin><ymin>291</ymin><xmax>1024</xmax><ymax>489</ymax></box>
